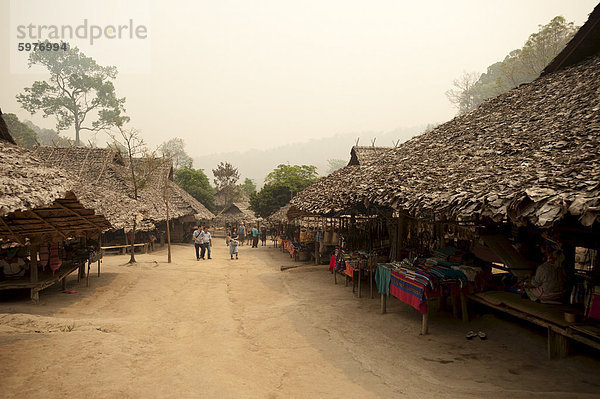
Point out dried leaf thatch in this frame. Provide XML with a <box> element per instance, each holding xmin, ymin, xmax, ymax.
<box><xmin>32</xmin><ymin>147</ymin><xmax>214</xmax><ymax>231</ymax></box>
<box><xmin>292</xmin><ymin>54</ymin><xmax>600</xmax><ymax>228</ymax></box>
<box><xmin>213</xmin><ymin>202</ymin><xmax>256</xmax><ymax>225</ymax></box>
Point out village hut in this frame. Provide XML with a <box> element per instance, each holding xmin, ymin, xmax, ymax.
<box><xmin>287</xmin><ymin>6</ymin><xmax>600</xmax><ymax>356</ymax></box>
<box><xmin>213</xmin><ymin>202</ymin><xmax>256</xmax><ymax>230</ymax></box>
<box><xmin>32</xmin><ymin>147</ymin><xmax>214</xmax><ymax>245</ymax></box>
<box><xmin>288</xmin><ymin>146</ymin><xmax>395</xmax><ymax>219</ymax></box>
<box><xmin>0</xmin><ymin>110</ymin><xmax>112</xmax><ymax>300</ymax></box>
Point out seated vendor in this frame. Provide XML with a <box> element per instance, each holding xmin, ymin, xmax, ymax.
<box><xmin>521</xmin><ymin>245</ymin><xmax>566</xmax><ymax>303</ymax></box>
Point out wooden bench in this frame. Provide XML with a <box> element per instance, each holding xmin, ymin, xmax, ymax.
<box><xmin>469</xmin><ymin>291</ymin><xmax>600</xmax><ymax>359</ymax></box>
<box><xmin>101</xmin><ymin>243</ymin><xmax>149</xmax><ymax>255</ymax></box>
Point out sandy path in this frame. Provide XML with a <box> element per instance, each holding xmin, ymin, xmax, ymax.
<box><xmin>0</xmin><ymin>242</ymin><xmax>599</xmax><ymax>398</ymax></box>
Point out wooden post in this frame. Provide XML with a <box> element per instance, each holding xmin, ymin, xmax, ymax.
<box><xmin>98</xmin><ymin>235</ymin><xmax>102</xmax><ymax>277</ymax></box>
<box><xmin>460</xmin><ymin>292</ymin><xmax>468</xmax><ymax>322</ymax></box>
<box><xmin>358</xmin><ymin>269</ymin><xmax>362</xmax><ymax>298</ymax></box>
<box><xmin>123</xmin><ymin>231</ymin><xmax>128</xmax><ymax>255</ymax></box>
<box><xmin>166</xmin><ymin>202</ymin><xmax>172</xmax><ymax>264</ymax></box>
<box><xmin>452</xmin><ymin>295</ymin><xmax>459</xmax><ymax>318</ymax></box>
<box><xmin>314</xmin><ymin>241</ymin><xmax>319</xmax><ymax>265</ymax></box>
<box><xmin>62</xmin><ymin>277</ymin><xmax>67</xmax><ymax>291</ymax></box>
<box><xmin>369</xmin><ymin>268</ymin><xmax>374</xmax><ymax>299</ymax></box>
<box><xmin>86</xmin><ymin>260</ymin><xmax>90</xmax><ymax>287</ymax></box>
<box><xmin>380</xmin><ymin>293</ymin><xmax>387</xmax><ymax>314</ymax></box>
<box><xmin>30</xmin><ymin>244</ymin><xmax>39</xmax><ymax>303</ymax></box>
<box><xmin>421</xmin><ymin>312</ymin><xmax>429</xmax><ymax>335</ymax></box>
<box><xmin>547</xmin><ymin>327</ymin><xmax>569</xmax><ymax>359</ymax></box>
<box><xmin>334</xmin><ymin>268</ymin><xmax>337</xmax><ymax>285</ymax></box>
<box><xmin>79</xmin><ymin>236</ymin><xmax>87</xmax><ymax>280</ymax></box>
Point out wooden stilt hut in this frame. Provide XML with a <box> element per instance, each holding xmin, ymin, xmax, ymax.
<box><xmin>31</xmin><ymin>147</ymin><xmax>214</xmax><ymax>251</ymax></box>
<box><xmin>0</xmin><ymin>110</ymin><xmax>111</xmax><ymax>301</ymax></box>
<box><xmin>288</xmin><ymin>5</ymin><xmax>600</xmax><ymax>356</ymax></box>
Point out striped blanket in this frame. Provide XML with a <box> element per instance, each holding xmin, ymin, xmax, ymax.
<box><xmin>390</xmin><ymin>270</ymin><xmax>428</xmax><ymax>314</ymax></box>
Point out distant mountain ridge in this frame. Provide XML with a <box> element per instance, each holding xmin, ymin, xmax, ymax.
<box><xmin>194</xmin><ymin>126</ymin><xmax>425</xmax><ymax>186</ymax></box>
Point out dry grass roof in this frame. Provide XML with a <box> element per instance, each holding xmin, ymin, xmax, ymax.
<box><xmin>291</xmin><ymin>52</ymin><xmax>600</xmax><ymax>228</ymax></box>
<box><xmin>0</xmin><ymin>129</ymin><xmax>111</xmax><ymax>243</ymax></box>
<box><xmin>348</xmin><ymin>146</ymin><xmax>393</xmax><ymax>166</ymax></box>
<box><xmin>267</xmin><ymin>203</ymin><xmax>291</xmax><ymax>224</ymax></box>
<box><xmin>32</xmin><ymin>146</ymin><xmax>214</xmax><ymax>231</ymax></box>
<box><xmin>214</xmin><ymin>202</ymin><xmax>256</xmax><ymax>224</ymax></box>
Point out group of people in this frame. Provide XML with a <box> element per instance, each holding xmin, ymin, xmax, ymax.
<box><xmin>237</xmin><ymin>223</ymin><xmax>267</xmax><ymax>248</ymax></box>
<box><xmin>193</xmin><ymin>225</ymin><xmax>213</xmax><ymax>260</ymax></box>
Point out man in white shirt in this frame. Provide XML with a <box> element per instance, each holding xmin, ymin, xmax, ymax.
<box><xmin>193</xmin><ymin>225</ymin><xmax>203</xmax><ymax>260</ymax></box>
<box><xmin>200</xmin><ymin>226</ymin><xmax>212</xmax><ymax>260</ymax></box>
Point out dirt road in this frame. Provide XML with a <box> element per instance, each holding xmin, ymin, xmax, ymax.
<box><xmin>0</xmin><ymin>242</ymin><xmax>599</xmax><ymax>398</ymax></box>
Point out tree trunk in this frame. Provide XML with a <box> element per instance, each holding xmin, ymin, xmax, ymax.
<box><xmin>75</xmin><ymin>124</ymin><xmax>80</xmax><ymax>146</ymax></box>
<box><xmin>129</xmin><ymin>219</ymin><xmax>136</xmax><ymax>263</ymax></box>
<box><xmin>166</xmin><ymin>200</ymin><xmax>172</xmax><ymax>263</ymax></box>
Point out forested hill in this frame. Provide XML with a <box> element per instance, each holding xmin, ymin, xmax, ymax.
<box><xmin>193</xmin><ymin>125</ymin><xmax>424</xmax><ymax>185</ymax></box>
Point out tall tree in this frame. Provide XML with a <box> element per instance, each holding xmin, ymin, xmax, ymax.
<box><xmin>107</xmin><ymin>125</ymin><xmax>154</xmax><ymax>264</ymax></box>
<box><xmin>158</xmin><ymin>137</ymin><xmax>193</xmax><ymax>170</ymax></box>
<box><xmin>212</xmin><ymin>162</ymin><xmax>241</xmax><ymax>207</ymax></box>
<box><xmin>3</xmin><ymin>113</ymin><xmax>37</xmax><ymax>149</ymax></box>
<box><xmin>265</xmin><ymin>164</ymin><xmax>318</xmax><ymax>196</ymax></box>
<box><xmin>445</xmin><ymin>71</ymin><xmax>481</xmax><ymax>115</ymax></box>
<box><xmin>447</xmin><ymin>16</ymin><xmax>578</xmax><ymax>114</ymax></box>
<box><xmin>174</xmin><ymin>167</ymin><xmax>216</xmax><ymax>212</ymax></box>
<box><xmin>239</xmin><ymin>178</ymin><xmax>257</xmax><ymax>197</ymax></box>
<box><xmin>250</xmin><ymin>164</ymin><xmax>318</xmax><ymax>217</ymax></box>
<box><xmin>17</xmin><ymin>44</ymin><xmax>128</xmax><ymax>145</ymax></box>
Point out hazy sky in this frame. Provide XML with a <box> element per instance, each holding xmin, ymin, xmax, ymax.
<box><xmin>0</xmin><ymin>0</ymin><xmax>597</xmax><ymax>157</ymax></box>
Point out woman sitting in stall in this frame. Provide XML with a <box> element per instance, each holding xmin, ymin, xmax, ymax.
<box><xmin>521</xmin><ymin>244</ymin><xmax>566</xmax><ymax>303</ymax></box>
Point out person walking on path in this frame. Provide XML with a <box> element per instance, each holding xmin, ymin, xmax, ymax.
<box><xmin>200</xmin><ymin>226</ymin><xmax>212</xmax><ymax>259</ymax></box>
<box><xmin>238</xmin><ymin>224</ymin><xmax>246</xmax><ymax>246</ymax></box>
<box><xmin>252</xmin><ymin>225</ymin><xmax>259</xmax><ymax>248</ymax></box>
<box><xmin>260</xmin><ymin>226</ymin><xmax>267</xmax><ymax>246</ymax></box>
<box><xmin>193</xmin><ymin>225</ymin><xmax>203</xmax><ymax>260</ymax></box>
<box><xmin>227</xmin><ymin>228</ymin><xmax>239</xmax><ymax>260</ymax></box>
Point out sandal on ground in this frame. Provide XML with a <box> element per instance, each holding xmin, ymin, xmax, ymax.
<box><xmin>466</xmin><ymin>331</ymin><xmax>477</xmax><ymax>340</ymax></box>
<box><xmin>478</xmin><ymin>331</ymin><xmax>487</xmax><ymax>340</ymax></box>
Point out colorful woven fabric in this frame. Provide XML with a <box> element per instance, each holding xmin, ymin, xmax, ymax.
<box><xmin>390</xmin><ymin>270</ymin><xmax>428</xmax><ymax>314</ymax></box>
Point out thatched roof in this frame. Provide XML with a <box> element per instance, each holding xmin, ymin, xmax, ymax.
<box><xmin>167</xmin><ymin>180</ymin><xmax>215</xmax><ymax>221</ymax></box>
<box><xmin>214</xmin><ymin>202</ymin><xmax>256</xmax><ymax>224</ymax></box>
<box><xmin>32</xmin><ymin>147</ymin><xmax>214</xmax><ymax>231</ymax></box>
<box><xmin>348</xmin><ymin>146</ymin><xmax>392</xmax><ymax>166</ymax></box>
<box><xmin>291</xmin><ymin>35</ymin><xmax>600</xmax><ymax>228</ymax></box>
<box><xmin>0</xmin><ymin>121</ymin><xmax>111</xmax><ymax>243</ymax></box>
<box><xmin>267</xmin><ymin>203</ymin><xmax>292</xmax><ymax>224</ymax></box>
<box><xmin>289</xmin><ymin>147</ymin><xmax>394</xmax><ymax>218</ymax></box>
<box><xmin>542</xmin><ymin>3</ymin><xmax>600</xmax><ymax>76</ymax></box>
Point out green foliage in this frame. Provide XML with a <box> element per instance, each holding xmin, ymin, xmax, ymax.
<box><xmin>175</xmin><ymin>167</ymin><xmax>216</xmax><ymax>212</ymax></box>
<box><xmin>158</xmin><ymin>137</ymin><xmax>193</xmax><ymax>170</ymax></box>
<box><xmin>16</xmin><ymin>43</ymin><xmax>128</xmax><ymax>145</ymax></box>
<box><xmin>265</xmin><ymin>164</ymin><xmax>318</xmax><ymax>195</ymax></box>
<box><xmin>250</xmin><ymin>183</ymin><xmax>293</xmax><ymax>219</ymax></box>
<box><xmin>250</xmin><ymin>164</ymin><xmax>319</xmax><ymax>218</ymax></box>
<box><xmin>24</xmin><ymin>120</ymin><xmax>72</xmax><ymax>146</ymax></box>
<box><xmin>447</xmin><ymin>16</ymin><xmax>578</xmax><ymax>114</ymax></box>
<box><xmin>3</xmin><ymin>113</ymin><xmax>37</xmax><ymax>149</ymax></box>
<box><xmin>212</xmin><ymin>162</ymin><xmax>241</xmax><ymax>207</ymax></box>
<box><xmin>212</xmin><ymin>162</ymin><xmax>240</xmax><ymax>189</ymax></box>
<box><xmin>326</xmin><ymin>159</ymin><xmax>347</xmax><ymax>174</ymax></box>
<box><xmin>239</xmin><ymin>178</ymin><xmax>257</xmax><ymax>197</ymax></box>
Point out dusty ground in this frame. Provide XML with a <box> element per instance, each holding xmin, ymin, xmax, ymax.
<box><xmin>0</xmin><ymin>242</ymin><xmax>599</xmax><ymax>398</ymax></box>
